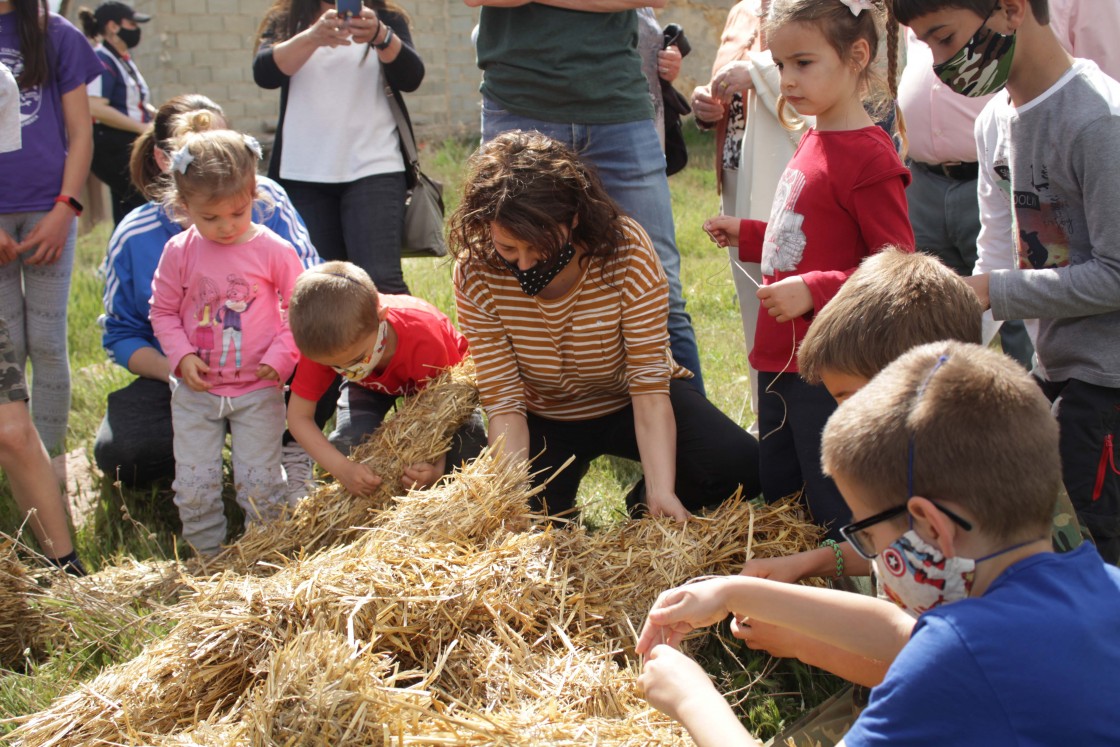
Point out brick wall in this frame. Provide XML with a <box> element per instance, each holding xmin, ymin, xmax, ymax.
<box><xmin>72</xmin><ymin>0</ymin><xmax>734</xmax><ymax>142</ymax></box>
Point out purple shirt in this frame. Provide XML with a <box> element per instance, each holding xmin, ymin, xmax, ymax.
<box><xmin>0</xmin><ymin>12</ymin><xmax>102</xmax><ymax>213</ymax></box>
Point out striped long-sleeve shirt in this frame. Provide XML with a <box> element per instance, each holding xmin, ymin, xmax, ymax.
<box><xmin>454</xmin><ymin>217</ymin><xmax>690</xmax><ymax>422</ymax></box>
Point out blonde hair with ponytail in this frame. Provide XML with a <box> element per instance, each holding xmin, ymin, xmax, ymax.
<box><xmin>158</xmin><ymin>111</ymin><xmax>264</xmax><ymax>216</ymax></box>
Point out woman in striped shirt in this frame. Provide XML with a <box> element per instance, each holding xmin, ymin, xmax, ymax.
<box><xmin>451</xmin><ymin>131</ymin><xmax>760</xmax><ymax>521</ymax></box>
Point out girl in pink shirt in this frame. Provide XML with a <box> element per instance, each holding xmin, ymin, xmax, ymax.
<box><xmin>149</xmin><ymin>114</ymin><xmax>304</xmax><ymax>556</ymax></box>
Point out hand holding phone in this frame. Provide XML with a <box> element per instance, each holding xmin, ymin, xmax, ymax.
<box><xmin>337</xmin><ymin>0</ymin><xmax>362</xmax><ymax>19</ymax></box>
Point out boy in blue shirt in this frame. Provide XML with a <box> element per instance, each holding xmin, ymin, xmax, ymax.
<box><xmin>636</xmin><ymin>341</ymin><xmax>1120</xmax><ymax>746</ymax></box>
<box><xmin>894</xmin><ymin>0</ymin><xmax>1120</xmax><ymax>562</ymax></box>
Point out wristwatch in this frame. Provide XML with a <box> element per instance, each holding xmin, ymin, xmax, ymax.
<box><xmin>373</xmin><ymin>24</ymin><xmax>393</xmax><ymax>50</ymax></box>
<box><xmin>55</xmin><ymin>194</ymin><xmax>83</xmax><ymax>216</ymax></box>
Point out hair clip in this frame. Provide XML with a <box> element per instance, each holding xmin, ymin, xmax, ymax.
<box><xmin>839</xmin><ymin>0</ymin><xmax>876</xmax><ymax>16</ymax></box>
<box><xmin>244</xmin><ymin>135</ymin><xmax>263</xmax><ymax>161</ymax></box>
<box><xmin>170</xmin><ymin>145</ymin><xmax>194</xmax><ymax>175</ymax></box>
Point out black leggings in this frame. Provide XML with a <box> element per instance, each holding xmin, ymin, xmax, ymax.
<box><xmin>91</xmin><ymin>125</ymin><xmax>145</xmax><ymax>225</ymax></box>
<box><xmin>526</xmin><ymin>378</ymin><xmax>760</xmax><ymax>517</ymax></box>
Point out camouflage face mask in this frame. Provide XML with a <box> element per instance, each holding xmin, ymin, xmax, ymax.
<box><xmin>933</xmin><ymin>16</ymin><xmax>1016</xmax><ymax>97</ymax></box>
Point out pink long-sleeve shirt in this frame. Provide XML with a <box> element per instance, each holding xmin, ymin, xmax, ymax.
<box><xmin>150</xmin><ymin>224</ymin><xmax>303</xmax><ymax>397</ymax></box>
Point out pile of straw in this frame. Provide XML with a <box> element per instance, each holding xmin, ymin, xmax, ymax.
<box><xmin>11</xmin><ymin>440</ymin><xmax>821</xmax><ymax>746</ymax></box>
<box><xmin>211</xmin><ymin>360</ymin><xmax>480</xmax><ymax>573</ymax></box>
<box><xmin>0</xmin><ymin>541</ymin><xmax>58</xmax><ymax>669</ymax></box>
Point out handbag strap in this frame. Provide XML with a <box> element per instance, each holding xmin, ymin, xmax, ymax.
<box><xmin>384</xmin><ymin>84</ymin><xmax>421</xmax><ymax>172</ymax></box>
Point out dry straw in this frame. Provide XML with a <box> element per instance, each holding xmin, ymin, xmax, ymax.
<box><xmin>10</xmin><ymin>361</ymin><xmax>824</xmax><ymax>745</ymax></box>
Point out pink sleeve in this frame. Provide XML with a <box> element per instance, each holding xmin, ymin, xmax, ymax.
<box><xmin>801</xmin><ymin>172</ymin><xmax>914</xmax><ymax>314</ymax></box>
<box><xmin>258</xmin><ymin>244</ymin><xmax>304</xmax><ymax>382</ymax></box>
<box><xmin>737</xmin><ymin>219</ymin><xmax>768</xmax><ymax>264</ymax></box>
<box><xmin>148</xmin><ymin>242</ymin><xmax>195</xmax><ymax>378</ymax></box>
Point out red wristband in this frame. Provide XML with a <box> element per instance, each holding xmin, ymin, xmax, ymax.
<box><xmin>55</xmin><ymin>195</ymin><xmax>83</xmax><ymax>216</ymax></box>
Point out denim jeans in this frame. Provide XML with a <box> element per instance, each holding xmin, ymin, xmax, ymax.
<box><xmin>481</xmin><ymin>98</ymin><xmax>704</xmax><ymax>394</ymax></box>
<box><xmin>282</xmin><ymin>172</ymin><xmax>409</xmax><ymax>295</ymax></box>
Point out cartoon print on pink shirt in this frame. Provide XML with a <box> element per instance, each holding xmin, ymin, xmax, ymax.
<box><xmin>761</xmin><ymin>168</ymin><xmax>809</xmax><ymax>275</ymax></box>
<box><xmin>192</xmin><ymin>276</ymin><xmax>220</xmax><ymax>366</ymax></box>
<box><xmin>217</xmin><ymin>274</ymin><xmax>257</xmax><ymax>376</ymax></box>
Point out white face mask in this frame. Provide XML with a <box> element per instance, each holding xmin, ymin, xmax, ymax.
<box><xmin>874</xmin><ymin>529</ymin><xmax>1043</xmax><ymax>616</ymax></box>
<box><xmin>331</xmin><ymin>320</ymin><xmax>388</xmax><ymax>382</ymax></box>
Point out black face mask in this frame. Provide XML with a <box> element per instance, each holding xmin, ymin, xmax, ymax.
<box><xmin>117</xmin><ymin>26</ymin><xmax>141</xmax><ymax>49</ymax></box>
<box><xmin>503</xmin><ymin>241</ymin><xmax>576</xmax><ymax>296</ymax></box>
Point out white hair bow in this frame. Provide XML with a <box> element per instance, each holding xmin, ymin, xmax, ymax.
<box><xmin>840</xmin><ymin>0</ymin><xmax>876</xmax><ymax>16</ymax></box>
<box><xmin>170</xmin><ymin>146</ymin><xmax>194</xmax><ymax>175</ymax></box>
<box><xmin>244</xmin><ymin>135</ymin><xmax>263</xmax><ymax>161</ymax></box>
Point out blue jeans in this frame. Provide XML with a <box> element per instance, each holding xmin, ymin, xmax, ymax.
<box><xmin>282</xmin><ymin>172</ymin><xmax>409</xmax><ymax>295</ymax></box>
<box><xmin>481</xmin><ymin>98</ymin><xmax>704</xmax><ymax>394</ymax></box>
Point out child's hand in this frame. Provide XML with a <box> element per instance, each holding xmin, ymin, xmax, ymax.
<box><xmin>638</xmin><ymin>644</ymin><xmax>722</xmax><ymax>722</ymax></box>
<box><xmin>730</xmin><ymin>617</ymin><xmax>805</xmax><ymax>660</ymax></box>
<box><xmin>256</xmin><ymin>364</ymin><xmax>280</xmax><ymax>382</ymax></box>
<box><xmin>179</xmin><ymin>354</ymin><xmax>212</xmax><ymax>392</ymax></box>
<box><xmin>337</xmin><ymin>459</ymin><xmax>383</xmax><ymax>497</ymax></box>
<box><xmin>637</xmin><ymin>578</ymin><xmax>730</xmax><ymax>655</ymax></box>
<box><xmin>962</xmin><ymin>273</ymin><xmax>991</xmax><ymax>310</ymax></box>
<box><xmin>739</xmin><ymin>553</ymin><xmax>813</xmax><ymax>584</ymax></box>
<box><xmin>757</xmin><ymin>276</ymin><xmax>813</xmax><ymax>323</ymax></box>
<box><xmin>702</xmin><ymin>215</ymin><xmax>740</xmax><ymax>248</ymax></box>
<box><xmin>402</xmin><ymin>453</ymin><xmax>446</xmax><ymax>491</ymax></box>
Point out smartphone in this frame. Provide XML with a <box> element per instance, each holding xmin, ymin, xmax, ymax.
<box><xmin>337</xmin><ymin>0</ymin><xmax>362</xmax><ymax>19</ymax></box>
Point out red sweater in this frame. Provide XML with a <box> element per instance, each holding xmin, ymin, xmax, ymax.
<box><xmin>291</xmin><ymin>294</ymin><xmax>469</xmax><ymax>401</ymax></box>
<box><xmin>738</xmin><ymin>126</ymin><xmax>914</xmax><ymax>372</ymax></box>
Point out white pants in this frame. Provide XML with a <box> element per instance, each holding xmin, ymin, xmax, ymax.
<box><xmin>169</xmin><ymin>380</ymin><xmax>286</xmax><ymax>555</ymax></box>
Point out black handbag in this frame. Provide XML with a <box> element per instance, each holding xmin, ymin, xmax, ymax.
<box><xmin>384</xmin><ymin>86</ymin><xmax>448</xmax><ymax>258</ymax></box>
<box><xmin>661</xmin><ymin>23</ymin><xmax>692</xmax><ymax>176</ymax></box>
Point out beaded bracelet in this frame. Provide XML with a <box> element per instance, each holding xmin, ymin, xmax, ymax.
<box><xmin>821</xmin><ymin>539</ymin><xmax>844</xmax><ymax>578</ymax></box>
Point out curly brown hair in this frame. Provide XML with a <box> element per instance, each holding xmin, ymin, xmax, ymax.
<box><xmin>448</xmin><ymin>131</ymin><xmax>625</xmax><ymax>274</ymax></box>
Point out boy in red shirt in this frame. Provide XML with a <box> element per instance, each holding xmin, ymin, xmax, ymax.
<box><xmin>287</xmin><ymin>262</ymin><xmax>484</xmax><ymax>497</ymax></box>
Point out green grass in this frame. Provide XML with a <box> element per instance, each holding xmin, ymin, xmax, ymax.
<box><xmin>0</xmin><ymin>125</ymin><xmax>842</xmax><ymax>733</ymax></box>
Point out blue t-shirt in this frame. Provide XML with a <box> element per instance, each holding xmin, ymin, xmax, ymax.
<box><xmin>0</xmin><ymin>12</ymin><xmax>103</xmax><ymax>213</ymax></box>
<box><xmin>845</xmin><ymin>544</ymin><xmax>1120</xmax><ymax>746</ymax></box>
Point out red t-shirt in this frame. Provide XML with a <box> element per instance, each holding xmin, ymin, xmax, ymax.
<box><xmin>290</xmin><ymin>294</ymin><xmax>469</xmax><ymax>401</ymax></box>
<box><xmin>738</xmin><ymin>126</ymin><xmax>914</xmax><ymax>373</ymax></box>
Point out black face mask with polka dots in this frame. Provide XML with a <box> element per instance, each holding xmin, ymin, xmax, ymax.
<box><xmin>502</xmin><ymin>241</ymin><xmax>576</xmax><ymax>296</ymax></box>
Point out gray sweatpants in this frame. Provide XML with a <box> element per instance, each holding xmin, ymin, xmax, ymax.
<box><xmin>0</xmin><ymin>212</ymin><xmax>76</xmax><ymax>453</ymax></box>
<box><xmin>169</xmin><ymin>379</ymin><xmax>287</xmax><ymax>555</ymax></box>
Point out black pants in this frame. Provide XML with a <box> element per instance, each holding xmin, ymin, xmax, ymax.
<box><xmin>526</xmin><ymin>378</ymin><xmax>760</xmax><ymax>517</ymax></box>
<box><xmin>91</xmin><ymin>125</ymin><xmax>146</xmax><ymax>226</ymax></box>
<box><xmin>757</xmin><ymin>371</ymin><xmax>849</xmax><ymax>540</ymax></box>
<box><xmin>1037</xmin><ymin>377</ymin><xmax>1120</xmax><ymax>564</ymax></box>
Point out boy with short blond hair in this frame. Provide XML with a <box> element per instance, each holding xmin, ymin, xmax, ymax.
<box><xmin>287</xmin><ymin>262</ymin><xmax>484</xmax><ymax>497</ymax></box>
<box><xmin>798</xmin><ymin>248</ymin><xmax>982</xmax><ymax>392</ymax></box>
<box><xmin>637</xmin><ymin>341</ymin><xmax>1120</xmax><ymax>746</ymax></box>
<box><xmin>893</xmin><ymin>0</ymin><xmax>1120</xmax><ymax>563</ymax></box>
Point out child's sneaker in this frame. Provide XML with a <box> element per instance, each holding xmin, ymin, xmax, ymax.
<box><xmin>281</xmin><ymin>443</ymin><xmax>315</xmax><ymax>506</ymax></box>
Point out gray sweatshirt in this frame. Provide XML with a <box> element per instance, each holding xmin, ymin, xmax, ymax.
<box><xmin>976</xmin><ymin>59</ymin><xmax>1120</xmax><ymax>388</ymax></box>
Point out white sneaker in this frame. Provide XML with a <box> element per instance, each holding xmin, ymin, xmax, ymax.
<box><xmin>281</xmin><ymin>443</ymin><xmax>315</xmax><ymax>506</ymax></box>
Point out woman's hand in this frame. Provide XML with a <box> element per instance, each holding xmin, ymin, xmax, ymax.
<box><xmin>0</xmin><ymin>227</ymin><xmax>18</xmax><ymax>265</ymax></box>
<box><xmin>646</xmin><ymin>490</ymin><xmax>691</xmax><ymax>523</ymax></box>
<box><xmin>703</xmin><ymin>215</ymin><xmax>740</xmax><ymax>249</ymax></box>
<box><xmin>711</xmin><ymin>60</ymin><xmax>754</xmax><ymax>104</ymax></box>
<box><xmin>757</xmin><ymin>276</ymin><xmax>813</xmax><ymax>323</ymax></box>
<box><xmin>309</xmin><ymin>9</ymin><xmax>352</xmax><ymax>48</ymax></box>
<box><xmin>18</xmin><ymin>205</ymin><xmax>73</xmax><ymax>265</ymax></box>
<box><xmin>658</xmin><ymin>46</ymin><xmax>682</xmax><ymax>82</ymax></box>
<box><xmin>179</xmin><ymin>354</ymin><xmax>212</xmax><ymax>392</ymax></box>
<box><xmin>337</xmin><ymin>459</ymin><xmax>383</xmax><ymax>496</ymax></box>
<box><xmin>637</xmin><ymin>578</ymin><xmax>732</xmax><ymax>654</ymax></box>
<box><xmin>347</xmin><ymin>7</ymin><xmax>380</xmax><ymax>45</ymax></box>
<box><xmin>691</xmin><ymin>85</ymin><xmax>725</xmax><ymax>124</ymax></box>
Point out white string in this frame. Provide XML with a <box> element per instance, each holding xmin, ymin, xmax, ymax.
<box><xmin>729</xmin><ymin>260</ymin><xmax>797</xmax><ymax>441</ymax></box>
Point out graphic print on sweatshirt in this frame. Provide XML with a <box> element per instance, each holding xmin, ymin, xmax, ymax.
<box><xmin>216</xmin><ymin>274</ymin><xmax>257</xmax><ymax>376</ymax></box>
<box><xmin>761</xmin><ymin>168</ymin><xmax>808</xmax><ymax>276</ymax></box>
<box><xmin>991</xmin><ymin>145</ymin><xmax>1072</xmax><ymax>271</ymax></box>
